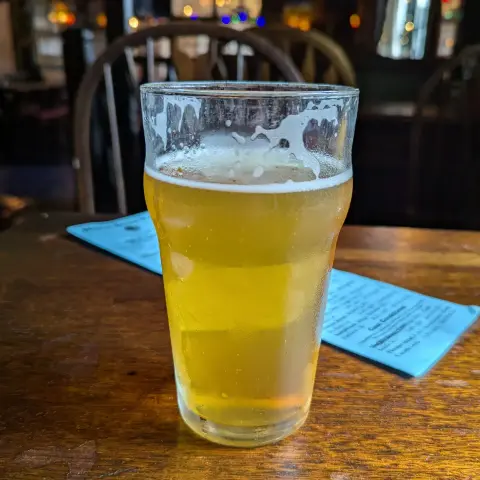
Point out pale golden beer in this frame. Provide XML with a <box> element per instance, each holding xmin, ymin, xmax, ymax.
<box><xmin>144</xmin><ymin>155</ymin><xmax>352</xmax><ymax>443</ymax></box>
<box><xmin>141</xmin><ymin>82</ymin><xmax>358</xmax><ymax>446</ymax></box>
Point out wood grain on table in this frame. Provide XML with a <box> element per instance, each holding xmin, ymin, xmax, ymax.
<box><xmin>0</xmin><ymin>213</ymin><xmax>479</xmax><ymax>480</ymax></box>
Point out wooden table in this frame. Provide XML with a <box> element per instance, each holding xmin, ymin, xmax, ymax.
<box><xmin>1</xmin><ymin>213</ymin><xmax>479</xmax><ymax>479</ymax></box>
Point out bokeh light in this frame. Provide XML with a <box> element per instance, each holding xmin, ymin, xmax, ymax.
<box><xmin>96</xmin><ymin>13</ymin><xmax>107</xmax><ymax>28</ymax></box>
<box><xmin>48</xmin><ymin>11</ymin><xmax>57</xmax><ymax>23</ymax></box>
<box><xmin>65</xmin><ymin>12</ymin><xmax>76</xmax><ymax>25</ymax></box>
<box><xmin>128</xmin><ymin>16</ymin><xmax>139</xmax><ymax>29</ymax></box>
<box><xmin>286</xmin><ymin>15</ymin><xmax>299</xmax><ymax>28</ymax></box>
<box><xmin>57</xmin><ymin>11</ymin><xmax>68</xmax><ymax>23</ymax></box>
<box><xmin>256</xmin><ymin>16</ymin><xmax>266</xmax><ymax>27</ymax></box>
<box><xmin>349</xmin><ymin>14</ymin><xmax>361</xmax><ymax>29</ymax></box>
<box><xmin>299</xmin><ymin>19</ymin><xmax>310</xmax><ymax>31</ymax></box>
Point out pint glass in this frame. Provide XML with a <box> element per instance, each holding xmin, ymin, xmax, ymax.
<box><xmin>141</xmin><ymin>83</ymin><xmax>359</xmax><ymax>447</ymax></box>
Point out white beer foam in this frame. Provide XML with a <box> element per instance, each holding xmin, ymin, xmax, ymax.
<box><xmin>152</xmin><ymin>96</ymin><xmax>202</xmax><ymax>146</ymax></box>
<box><xmin>250</xmin><ymin>100</ymin><xmax>345</xmax><ymax>178</ymax></box>
<box><xmin>145</xmin><ymin>164</ymin><xmax>352</xmax><ymax>194</ymax></box>
<box><xmin>149</xmin><ymin>96</ymin><xmax>348</xmax><ymax>178</ymax></box>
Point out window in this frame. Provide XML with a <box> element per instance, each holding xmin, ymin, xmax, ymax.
<box><xmin>437</xmin><ymin>0</ymin><xmax>463</xmax><ymax>57</ymax></box>
<box><xmin>377</xmin><ymin>0</ymin><xmax>431</xmax><ymax>59</ymax></box>
<box><xmin>377</xmin><ymin>0</ymin><xmax>463</xmax><ymax>59</ymax></box>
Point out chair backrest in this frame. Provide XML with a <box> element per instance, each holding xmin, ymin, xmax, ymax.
<box><xmin>408</xmin><ymin>44</ymin><xmax>480</xmax><ymax>230</ymax></box>
<box><xmin>74</xmin><ymin>22</ymin><xmax>303</xmax><ymax>214</ymax></box>
<box><xmin>251</xmin><ymin>25</ymin><xmax>356</xmax><ymax>87</ymax></box>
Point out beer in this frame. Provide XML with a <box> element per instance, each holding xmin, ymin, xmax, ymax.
<box><xmin>144</xmin><ymin>150</ymin><xmax>352</xmax><ymax>445</ymax></box>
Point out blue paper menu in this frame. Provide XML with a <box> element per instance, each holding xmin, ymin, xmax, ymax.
<box><xmin>67</xmin><ymin>213</ymin><xmax>479</xmax><ymax>377</ymax></box>
<box><xmin>68</xmin><ymin>212</ymin><xmax>163</xmax><ymax>275</ymax></box>
<box><xmin>323</xmin><ymin>270</ymin><xmax>479</xmax><ymax>376</ymax></box>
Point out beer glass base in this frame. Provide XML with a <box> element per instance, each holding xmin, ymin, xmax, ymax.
<box><xmin>178</xmin><ymin>393</ymin><xmax>308</xmax><ymax>448</ymax></box>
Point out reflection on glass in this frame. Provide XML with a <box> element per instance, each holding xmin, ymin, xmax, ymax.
<box><xmin>377</xmin><ymin>0</ymin><xmax>431</xmax><ymax>59</ymax></box>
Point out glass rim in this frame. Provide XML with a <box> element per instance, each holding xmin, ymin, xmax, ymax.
<box><xmin>140</xmin><ymin>81</ymin><xmax>359</xmax><ymax>99</ymax></box>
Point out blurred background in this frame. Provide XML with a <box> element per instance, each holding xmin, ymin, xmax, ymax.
<box><xmin>0</xmin><ymin>0</ymin><xmax>479</xmax><ymax>230</ymax></box>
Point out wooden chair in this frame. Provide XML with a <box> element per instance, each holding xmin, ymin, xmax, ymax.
<box><xmin>167</xmin><ymin>25</ymin><xmax>355</xmax><ymax>95</ymax></box>
<box><xmin>408</xmin><ymin>44</ymin><xmax>480</xmax><ymax>230</ymax></box>
<box><xmin>74</xmin><ymin>22</ymin><xmax>302</xmax><ymax>214</ymax></box>
<box><xmin>251</xmin><ymin>25</ymin><xmax>356</xmax><ymax>86</ymax></box>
